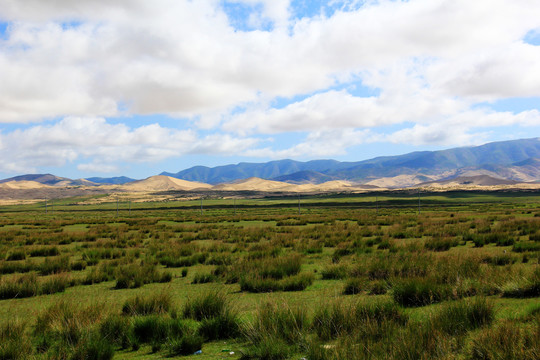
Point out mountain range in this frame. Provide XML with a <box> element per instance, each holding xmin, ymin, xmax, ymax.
<box><xmin>1</xmin><ymin>138</ymin><xmax>539</xmax><ymax>190</ymax></box>
<box><xmin>161</xmin><ymin>137</ymin><xmax>540</xmax><ymax>185</ymax></box>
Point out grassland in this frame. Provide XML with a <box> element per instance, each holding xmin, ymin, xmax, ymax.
<box><xmin>0</xmin><ymin>190</ymin><xmax>538</xmax><ymax>359</ymax></box>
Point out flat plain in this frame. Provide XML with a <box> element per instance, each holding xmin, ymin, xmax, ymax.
<box><xmin>0</xmin><ymin>191</ymin><xmax>539</xmax><ymax>359</ymax></box>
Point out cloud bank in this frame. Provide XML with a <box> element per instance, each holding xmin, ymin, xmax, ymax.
<box><xmin>0</xmin><ymin>0</ymin><xmax>539</xmax><ymax>175</ymax></box>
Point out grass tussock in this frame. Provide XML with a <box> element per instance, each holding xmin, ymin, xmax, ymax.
<box><xmin>122</xmin><ymin>292</ymin><xmax>172</xmax><ymax>316</ymax></box>
<box><xmin>392</xmin><ymin>278</ymin><xmax>450</xmax><ymax>307</ymax></box>
<box><xmin>241</xmin><ymin>300</ymin><xmax>308</xmax><ymax>359</ymax></box>
<box><xmin>114</xmin><ymin>263</ymin><xmax>172</xmax><ymax>289</ymax></box>
<box><xmin>431</xmin><ymin>297</ymin><xmax>494</xmax><ymax>335</ymax></box>
<box><xmin>466</xmin><ymin>321</ymin><xmax>539</xmax><ymax>360</ymax></box>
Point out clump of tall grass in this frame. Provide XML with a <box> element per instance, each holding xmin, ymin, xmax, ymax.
<box><xmin>114</xmin><ymin>263</ymin><xmax>172</xmax><ymax>289</ymax></box>
<box><xmin>39</xmin><ymin>255</ymin><xmax>71</xmax><ymax>275</ymax></box>
<box><xmin>466</xmin><ymin>321</ymin><xmax>539</xmax><ymax>360</ymax></box>
<box><xmin>320</xmin><ymin>264</ymin><xmax>348</xmax><ymax>280</ymax></box>
<box><xmin>0</xmin><ymin>319</ymin><xmax>32</xmax><ymax>360</ymax></box>
<box><xmin>191</xmin><ymin>272</ymin><xmax>217</xmax><ymax>284</ymax></box>
<box><xmin>166</xmin><ymin>329</ymin><xmax>204</xmax><ymax>356</ymax></box>
<box><xmin>512</xmin><ymin>241</ymin><xmax>540</xmax><ymax>252</ymax></box>
<box><xmin>343</xmin><ymin>277</ymin><xmax>364</xmax><ymax>295</ymax></box>
<box><xmin>312</xmin><ymin>298</ymin><xmax>406</xmax><ymax>341</ymax></box>
<box><xmin>29</xmin><ymin>246</ymin><xmax>60</xmax><ymax>257</ymax></box>
<box><xmin>482</xmin><ymin>254</ymin><xmax>517</xmax><ymax>266</ymax></box>
<box><xmin>82</xmin><ymin>262</ymin><xmax>115</xmax><ymax>285</ymax></box>
<box><xmin>239</xmin><ymin>272</ymin><xmax>314</xmax><ymax>293</ymax></box>
<box><xmin>241</xmin><ymin>301</ymin><xmax>308</xmax><ymax>359</ymax></box>
<box><xmin>392</xmin><ymin>278</ymin><xmax>450</xmax><ymax>307</ymax></box>
<box><xmin>131</xmin><ymin>315</ymin><xmax>187</xmax><ymax>347</ymax></box>
<box><xmin>99</xmin><ymin>314</ymin><xmax>133</xmax><ymax>349</ymax></box>
<box><xmin>391</xmin><ymin>320</ymin><xmax>451</xmax><ymax>360</ymax></box>
<box><xmin>431</xmin><ymin>297</ymin><xmax>494</xmax><ymax>335</ymax></box>
<box><xmin>122</xmin><ymin>292</ymin><xmax>172</xmax><ymax>316</ymax></box>
<box><xmin>5</xmin><ymin>249</ymin><xmax>26</xmax><ymax>261</ymax></box>
<box><xmin>33</xmin><ymin>301</ymin><xmax>106</xmax><ymax>357</ymax></box>
<box><xmin>0</xmin><ymin>273</ymin><xmax>70</xmax><ymax>299</ymax></box>
<box><xmin>182</xmin><ymin>290</ymin><xmax>228</xmax><ymax>321</ymax></box>
<box><xmin>424</xmin><ymin>237</ymin><xmax>459</xmax><ymax>251</ymax></box>
<box><xmin>182</xmin><ymin>290</ymin><xmax>240</xmax><ymax>341</ymax></box>
<box><xmin>502</xmin><ymin>267</ymin><xmax>540</xmax><ymax>298</ymax></box>
<box><xmin>159</xmin><ymin>253</ymin><xmax>207</xmax><ymax>268</ymax></box>
<box><xmin>69</xmin><ymin>331</ymin><xmax>115</xmax><ymax>360</ymax></box>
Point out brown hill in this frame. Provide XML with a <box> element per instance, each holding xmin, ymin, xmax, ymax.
<box><xmin>0</xmin><ymin>180</ymin><xmax>52</xmax><ymax>190</ymax></box>
<box><xmin>421</xmin><ymin>175</ymin><xmax>520</xmax><ymax>188</ymax></box>
<box><xmin>212</xmin><ymin>177</ymin><xmax>292</xmax><ymax>192</ymax></box>
<box><xmin>121</xmin><ymin>175</ymin><xmax>212</xmax><ymax>192</ymax></box>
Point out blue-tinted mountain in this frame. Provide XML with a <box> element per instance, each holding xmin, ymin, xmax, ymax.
<box><xmin>272</xmin><ymin>170</ymin><xmax>338</xmax><ymax>184</ymax></box>
<box><xmin>0</xmin><ymin>174</ymin><xmax>99</xmax><ymax>186</ymax></box>
<box><xmin>161</xmin><ymin>159</ymin><xmax>348</xmax><ymax>184</ymax></box>
<box><xmin>163</xmin><ymin>138</ymin><xmax>540</xmax><ymax>183</ymax></box>
<box><xmin>86</xmin><ymin>176</ymin><xmax>136</xmax><ymax>185</ymax></box>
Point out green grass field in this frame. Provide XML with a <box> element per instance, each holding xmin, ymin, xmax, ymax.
<box><xmin>0</xmin><ymin>191</ymin><xmax>538</xmax><ymax>359</ymax></box>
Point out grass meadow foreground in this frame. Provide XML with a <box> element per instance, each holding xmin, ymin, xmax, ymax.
<box><xmin>0</xmin><ymin>191</ymin><xmax>538</xmax><ymax>359</ymax></box>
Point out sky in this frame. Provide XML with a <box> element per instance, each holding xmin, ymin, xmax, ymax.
<box><xmin>0</xmin><ymin>0</ymin><xmax>539</xmax><ymax>180</ymax></box>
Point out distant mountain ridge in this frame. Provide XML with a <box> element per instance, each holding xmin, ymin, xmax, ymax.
<box><xmin>163</xmin><ymin>138</ymin><xmax>540</xmax><ymax>184</ymax></box>
<box><xmin>1</xmin><ymin>138</ymin><xmax>539</xmax><ymax>188</ymax></box>
<box><xmin>86</xmin><ymin>176</ymin><xmax>136</xmax><ymax>185</ymax></box>
<box><xmin>161</xmin><ymin>159</ymin><xmax>346</xmax><ymax>184</ymax></box>
<box><xmin>0</xmin><ymin>174</ymin><xmax>95</xmax><ymax>186</ymax></box>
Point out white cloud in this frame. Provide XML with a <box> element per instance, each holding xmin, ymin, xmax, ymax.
<box><xmin>1</xmin><ymin>0</ymin><xmax>538</xmax><ymax>123</ymax></box>
<box><xmin>245</xmin><ymin>128</ymin><xmax>373</xmax><ymax>158</ymax></box>
<box><xmin>0</xmin><ymin>0</ymin><xmax>539</xmax><ymax>173</ymax></box>
<box><xmin>0</xmin><ymin>117</ymin><xmax>258</xmax><ymax>174</ymax></box>
<box><xmin>77</xmin><ymin>162</ymin><xmax>120</xmax><ymax>174</ymax></box>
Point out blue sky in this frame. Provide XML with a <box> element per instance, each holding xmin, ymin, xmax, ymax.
<box><xmin>0</xmin><ymin>0</ymin><xmax>539</xmax><ymax>180</ymax></box>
